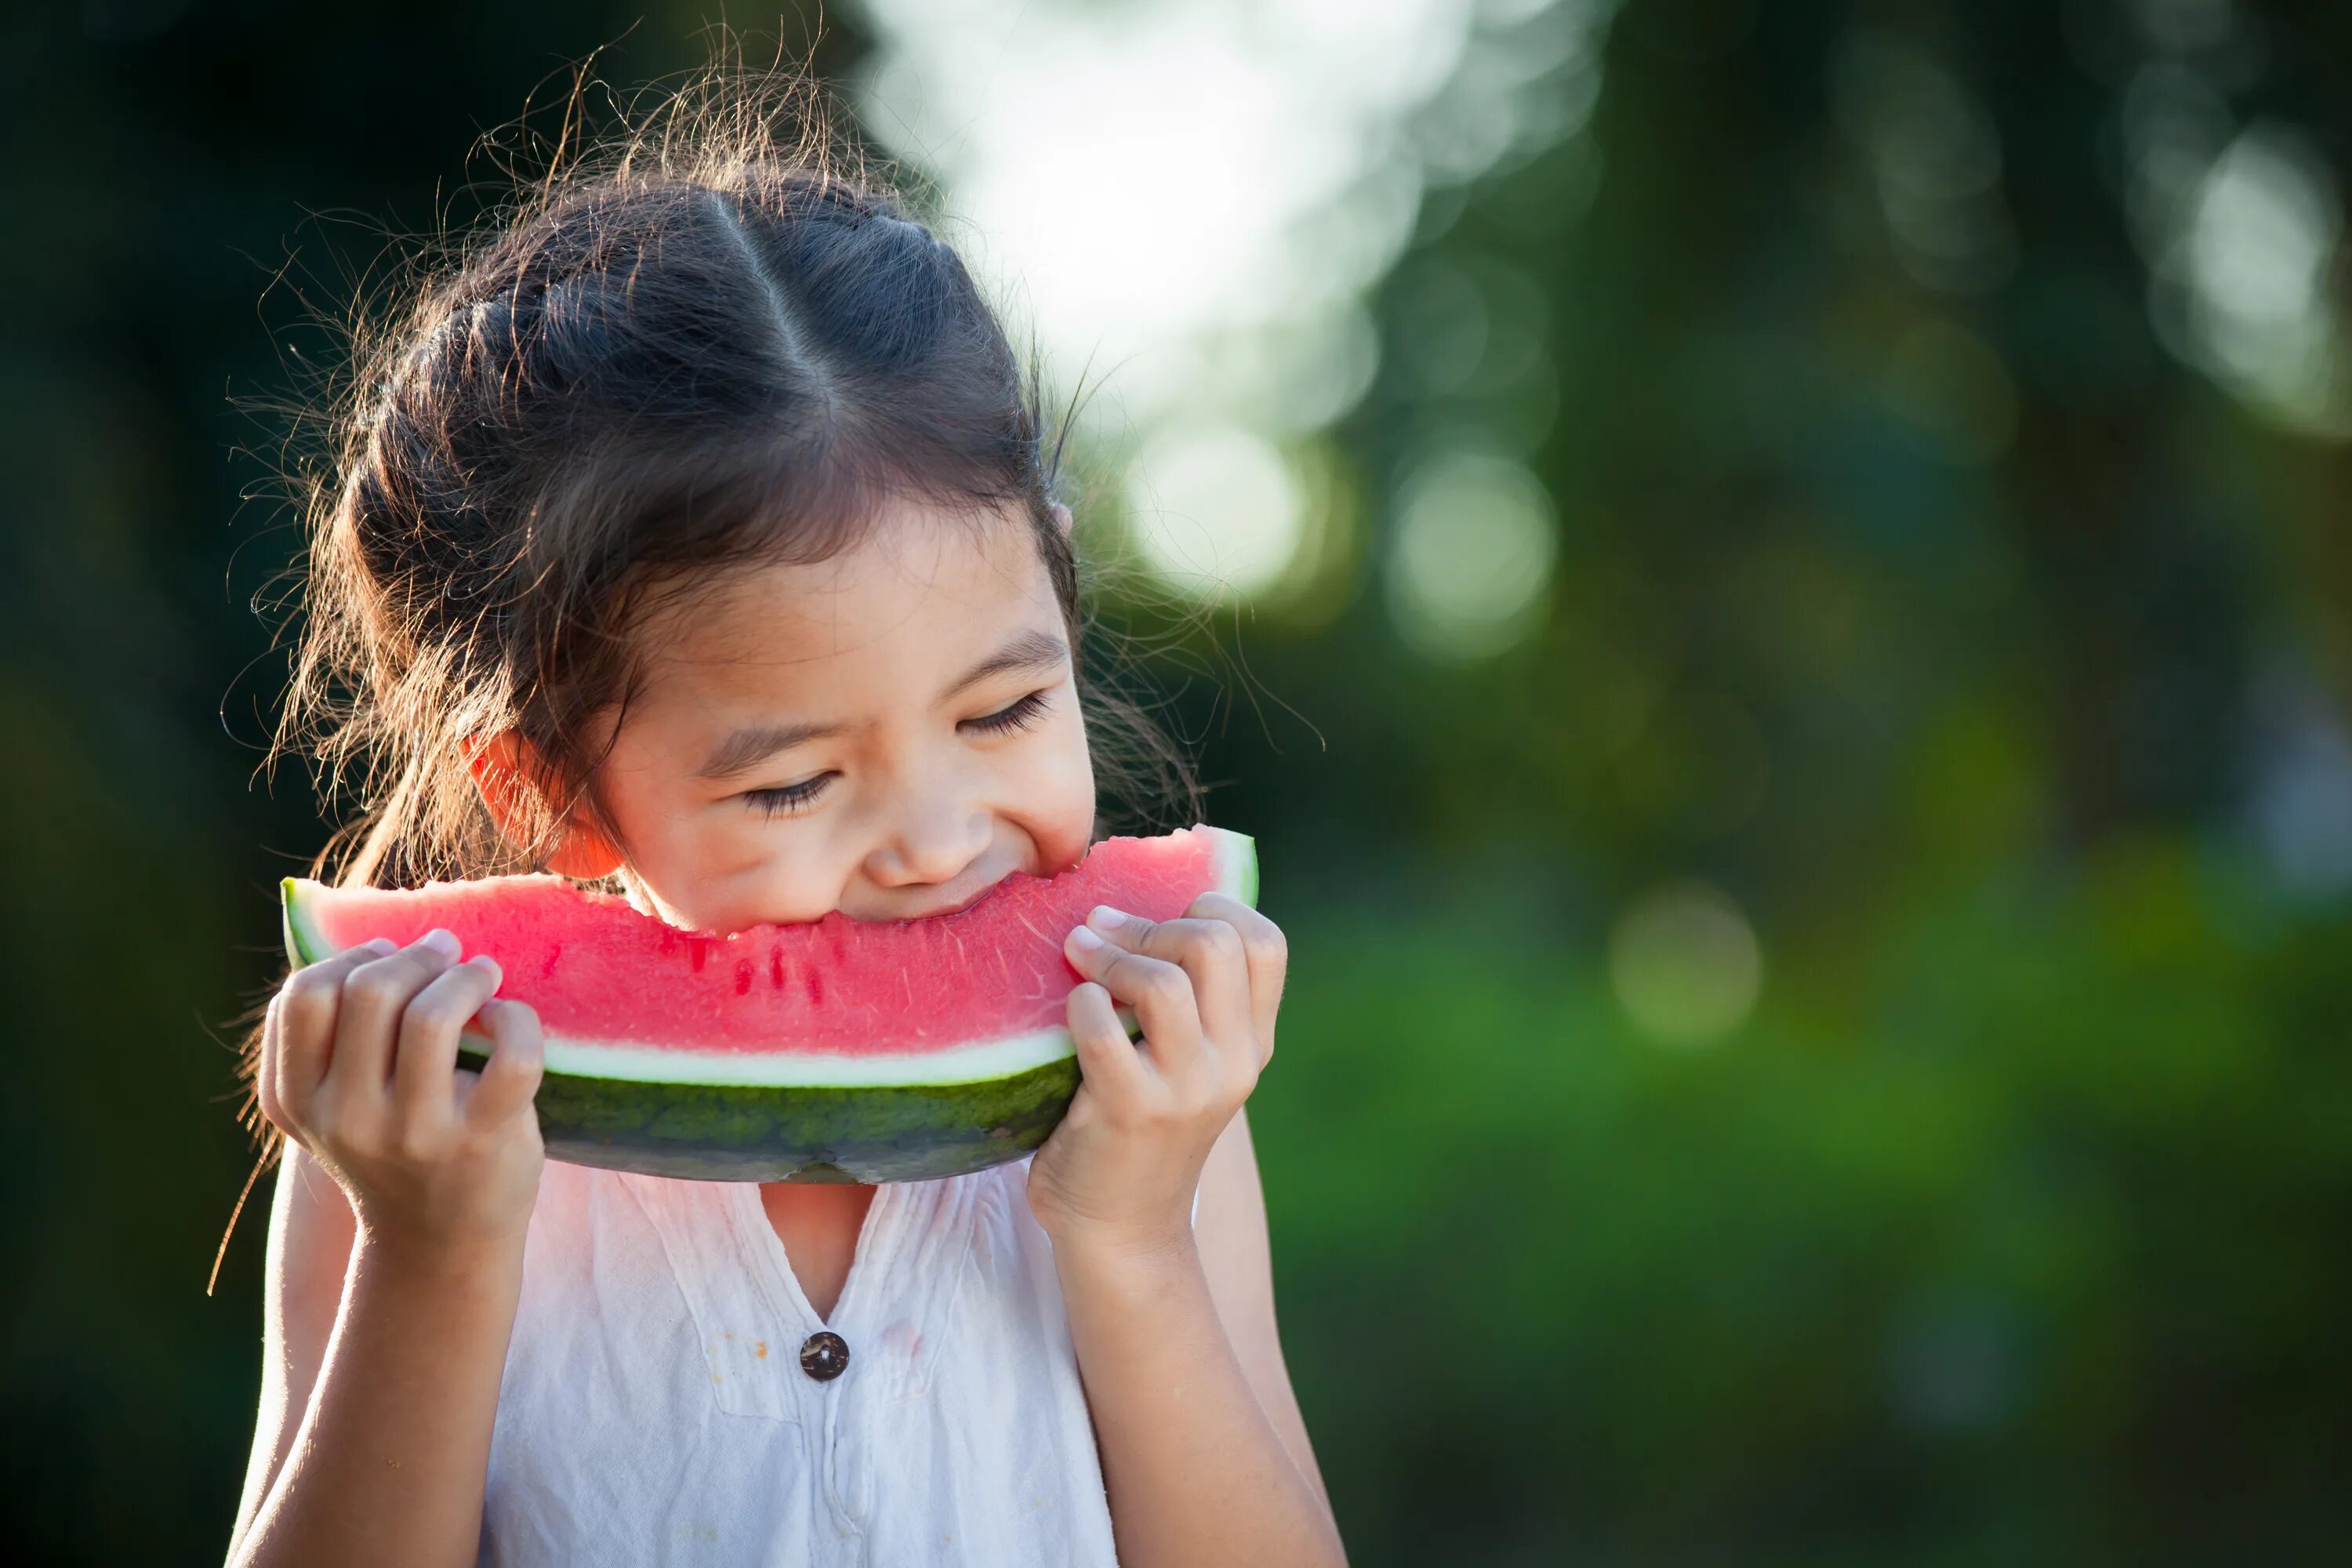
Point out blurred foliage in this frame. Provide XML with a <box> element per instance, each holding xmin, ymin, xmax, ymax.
<box><xmin>1261</xmin><ymin>849</ymin><xmax>2351</xmax><ymax>1564</ymax></box>
<box><xmin>4</xmin><ymin>1</ymin><xmax>2351</xmax><ymax>1565</ymax></box>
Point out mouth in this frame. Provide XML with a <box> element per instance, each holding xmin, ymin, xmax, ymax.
<box><xmin>862</xmin><ymin>858</ymin><xmax>1025</xmax><ymax>923</ymax></box>
<box><xmin>877</xmin><ymin>889</ymin><xmax>978</xmax><ymax>922</ymax></box>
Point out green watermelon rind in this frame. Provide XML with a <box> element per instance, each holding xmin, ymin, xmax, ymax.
<box><xmin>452</xmin><ymin>1044</ymin><xmax>1083</xmax><ymax>1183</ymax></box>
<box><xmin>278</xmin><ymin>827</ymin><xmax>1257</xmax><ymax>1183</ymax></box>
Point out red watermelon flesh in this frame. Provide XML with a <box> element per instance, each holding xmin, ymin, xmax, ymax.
<box><xmin>281</xmin><ymin>825</ymin><xmax>1257</xmax><ymax>1093</ymax></box>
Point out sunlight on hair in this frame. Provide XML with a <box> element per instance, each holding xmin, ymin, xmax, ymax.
<box><xmin>851</xmin><ymin>0</ymin><xmax>1618</xmax><ymax>612</ymax></box>
<box><xmin>1607</xmin><ymin>880</ymin><xmax>1762</xmax><ymax>1048</ymax></box>
<box><xmin>1384</xmin><ymin>448</ymin><xmax>1556</xmax><ymax>661</ymax></box>
<box><xmin>1123</xmin><ymin>425</ymin><xmax>1304</xmax><ymax>600</ymax></box>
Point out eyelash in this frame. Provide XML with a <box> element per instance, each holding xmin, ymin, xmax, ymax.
<box><xmin>742</xmin><ymin>775</ymin><xmax>835</xmax><ymax>818</ymax></box>
<box><xmin>962</xmin><ymin>689</ymin><xmax>1054</xmax><ymax>737</ymax></box>
<box><xmin>739</xmin><ymin>692</ymin><xmax>1053</xmax><ymax>818</ymax></box>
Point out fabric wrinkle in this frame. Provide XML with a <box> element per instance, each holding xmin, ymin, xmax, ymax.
<box><xmin>477</xmin><ymin>1154</ymin><xmax>1118</xmax><ymax>1567</ymax></box>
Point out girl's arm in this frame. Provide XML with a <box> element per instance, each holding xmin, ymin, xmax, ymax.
<box><xmin>225</xmin><ymin>933</ymin><xmax>546</xmax><ymax>1568</ymax></box>
<box><xmin>1058</xmin><ymin>1109</ymin><xmax>1341</xmax><ymax>1567</ymax></box>
<box><xmin>228</xmin><ymin>1145</ymin><xmax>355</xmax><ymax>1551</ymax></box>
<box><xmin>1191</xmin><ymin>1105</ymin><xmax>1332</xmax><ymax>1512</ymax></box>
<box><xmin>1031</xmin><ymin>897</ymin><xmax>1347</xmax><ymax>1568</ymax></box>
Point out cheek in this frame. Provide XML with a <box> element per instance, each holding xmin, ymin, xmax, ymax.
<box><xmin>583</xmin><ymin>754</ymin><xmax>663</xmax><ymax>862</ymax></box>
<box><xmin>1014</xmin><ymin>701</ymin><xmax>1099</xmax><ymax>871</ymax></box>
<box><xmin>589</xmin><ymin>753</ymin><xmax>799</xmax><ymax>923</ymax></box>
<box><xmin>637</xmin><ymin>805</ymin><xmax>848</xmax><ymax>931</ymax></box>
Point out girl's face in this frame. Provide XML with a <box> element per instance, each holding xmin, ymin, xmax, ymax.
<box><xmin>583</xmin><ymin>506</ymin><xmax>1096</xmax><ymax>934</ymax></box>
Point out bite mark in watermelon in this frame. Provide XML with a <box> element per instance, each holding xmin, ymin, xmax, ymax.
<box><xmin>279</xmin><ymin>826</ymin><xmax>1256</xmax><ymax>1182</ymax></box>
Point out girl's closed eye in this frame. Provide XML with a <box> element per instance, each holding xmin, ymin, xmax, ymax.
<box><xmin>740</xmin><ymin>692</ymin><xmax>1052</xmax><ymax>818</ymax></box>
<box><xmin>742</xmin><ymin>772</ymin><xmax>836</xmax><ymax>818</ymax></box>
<box><xmin>961</xmin><ymin>688</ymin><xmax>1053</xmax><ymax>737</ymax></box>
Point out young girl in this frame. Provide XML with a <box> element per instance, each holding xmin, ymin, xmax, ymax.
<box><xmin>226</xmin><ymin>83</ymin><xmax>1343</xmax><ymax>1568</ymax></box>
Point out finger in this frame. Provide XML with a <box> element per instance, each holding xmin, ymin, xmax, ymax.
<box><xmin>1085</xmin><ymin>906</ymin><xmax>1253</xmax><ymax>1047</ymax></box>
<box><xmin>1065</xmin><ymin>979</ymin><xmax>1150</xmax><ymax>1102</ymax></box>
<box><xmin>462</xmin><ymin>999</ymin><xmax>545</xmax><ymax>1132</ymax></box>
<box><xmin>325</xmin><ymin>930</ymin><xmax>463</xmax><ymax>1108</ymax></box>
<box><xmin>1065</xmin><ymin>925</ymin><xmax>1205</xmax><ymax>1083</ymax></box>
<box><xmin>1186</xmin><ymin>893</ymin><xmax>1286</xmax><ymax>1062</ymax></box>
<box><xmin>274</xmin><ymin>938</ymin><xmax>397</xmax><ymax>1121</ymax></box>
<box><xmin>393</xmin><ymin>956</ymin><xmax>504</xmax><ymax>1127</ymax></box>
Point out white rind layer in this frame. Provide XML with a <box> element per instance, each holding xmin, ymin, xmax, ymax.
<box><xmin>1205</xmin><ymin>825</ymin><xmax>1256</xmax><ymax>902</ymax></box>
<box><xmin>523</xmin><ymin>1024</ymin><xmax>1077</xmax><ymax>1088</ymax></box>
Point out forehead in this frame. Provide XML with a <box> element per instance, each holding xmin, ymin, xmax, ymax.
<box><xmin>632</xmin><ymin>506</ymin><xmax>1062</xmax><ymax>710</ymax></box>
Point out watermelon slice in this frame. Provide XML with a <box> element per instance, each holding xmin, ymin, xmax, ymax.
<box><xmin>278</xmin><ymin>825</ymin><xmax>1255</xmax><ymax>1183</ymax></box>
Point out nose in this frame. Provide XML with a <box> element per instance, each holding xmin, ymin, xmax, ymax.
<box><xmin>862</xmin><ymin>797</ymin><xmax>993</xmax><ymax>891</ymax></box>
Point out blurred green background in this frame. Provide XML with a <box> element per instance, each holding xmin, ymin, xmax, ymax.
<box><xmin>6</xmin><ymin>1</ymin><xmax>2352</xmax><ymax>1563</ymax></box>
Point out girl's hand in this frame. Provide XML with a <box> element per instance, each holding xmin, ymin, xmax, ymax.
<box><xmin>256</xmin><ymin>930</ymin><xmax>546</xmax><ymax>1258</ymax></box>
<box><xmin>1027</xmin><ymin>892</ymin><xmax>1286</xmax><ymax>1254</ymax></box>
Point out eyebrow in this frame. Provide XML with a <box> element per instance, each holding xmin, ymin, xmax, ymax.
<box><xmin>938</xmin><ymin>629</ymin><xmax>1070</xmax><ymax>702</ymax></box>
<box><xmin>695</xmin><ymin>719</ymin><xmax>845</xmax><ymax>781</ymax></box>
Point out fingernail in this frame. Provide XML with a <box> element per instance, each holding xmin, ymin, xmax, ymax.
<box><xmin>363</xmin><ymin>938</ymin><xmax>398</xmax><ymax>956</ymax></box>
<box><xmin>1067</xmin><ymin>924</ymin><xmax>1104</xmax><ymax>953</ymax></box>
<box><xmin>1087</xmin><ymin>906</ymin><xmax>1128</xmax><ymax>933</ymax></box>
<box><xmin>467</xmin><ymin>955</ymin><xmax>503</xmax><ymax>985</ymax></box>
<box><xmin>419</xmin><ymin>928</ymin><xmax>462</xmax><ymax>960</ymax></box>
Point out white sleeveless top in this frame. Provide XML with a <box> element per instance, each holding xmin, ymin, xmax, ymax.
<box><xmin>479</xmin><ymin>1153</ymin><xmax>1171</xmax><ymax>1567</ymax></box>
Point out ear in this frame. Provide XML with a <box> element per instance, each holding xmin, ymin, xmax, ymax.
<box><xmin>1048</xmin><ymin>500</ymin><xmax>1074</xmax><ymax>537</ymax></box>
<box><xmin>467</xmin><ymin>731</ymin><xmax>624</xmax><ymax>880</ymax></box>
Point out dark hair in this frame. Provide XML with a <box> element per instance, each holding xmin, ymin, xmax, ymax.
<box><xmin>275</xmin><ymin>66</ymin><xmax>1192</xmax><ymax>894</ymax></box>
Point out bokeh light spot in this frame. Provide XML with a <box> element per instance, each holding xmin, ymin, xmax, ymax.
<box><xmin>1384</xmin><ymin>449</ymin><xmax>1558</xmax><ymax>661</ymax></box>
<box><xmin>855</xmin><ymin>0</ymin><xmax>1624</xmax><ymax>602</ymax></box>
<box><xmin>1123</xmin><ymin>425</ymin><xmax>1305</xmax><ymax>600</ymax></box>
<box><xmin>1608</xmin><ymin>879</ymin><xmax>1763</xmax><ymax>1047</ymax></box>
<box><xmin>2169</xmin><ymin>123</ymin><xmax>2352</xmax><ymax>435</ymax></box>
